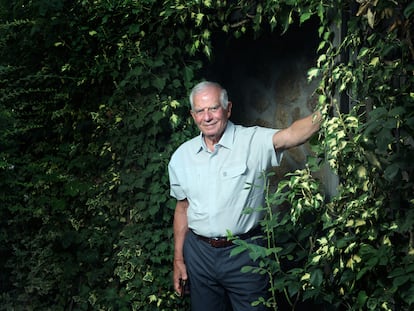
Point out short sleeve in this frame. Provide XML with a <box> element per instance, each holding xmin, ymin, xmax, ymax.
<box><xmin>168</xmin><ymin>161</ymin><xmax>187</xmax><ymax>200</ymax></box>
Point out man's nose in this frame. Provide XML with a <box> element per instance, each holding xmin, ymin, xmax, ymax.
<box><xmin>203</xmin><ymin>110</ymin><xmax>213</xmax><ymax>121</ymax></box>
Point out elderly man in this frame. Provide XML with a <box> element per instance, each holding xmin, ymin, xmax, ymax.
<box><xmin>168</xmin><ymin>81</ymin><xmax>321</xmax><ymax>311</ymax></box>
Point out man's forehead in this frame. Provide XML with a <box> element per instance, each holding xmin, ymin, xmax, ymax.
<box><xmin>194</xmin><ymin>94</ymin><xmax>219</xmax><ymax>106</ymax></box>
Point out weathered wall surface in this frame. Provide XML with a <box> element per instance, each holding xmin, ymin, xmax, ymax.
<box><xmin>227</xmin><ymin>55</ymin><xmax>318</xmax><ymax>180</ymax></box>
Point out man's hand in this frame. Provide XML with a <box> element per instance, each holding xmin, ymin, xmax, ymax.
<box><xmin>173</xmin><ymin>259</ymin><xmax>188</xmax><ymax>296</ymax></box>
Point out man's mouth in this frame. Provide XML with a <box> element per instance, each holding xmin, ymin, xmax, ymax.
<box><xmin>203</xmin><ymin>121</ymin><xmax>217</xmax><ymax>127</ymax></box>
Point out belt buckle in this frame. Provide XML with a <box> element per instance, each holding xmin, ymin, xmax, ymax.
<box><xmin>209</xmin><ymin>237</ymin><xmax>232</xmax><ymax>248</ymax></box>
<box><xmin>209</xmin><ymin>237</ymin><xmax>219</xmax><ymax>247</ymax></box>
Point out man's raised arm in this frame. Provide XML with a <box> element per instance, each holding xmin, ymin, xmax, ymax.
<box><xmin>272</xmin><ymin>111</ymin><xmax>321</xmax><ymax>152</ymax></box>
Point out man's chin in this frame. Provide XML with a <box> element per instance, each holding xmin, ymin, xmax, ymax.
<box><xmin>201</xmin><ymin>128</ymin><xmax>217</xmax><ymax>135</ymax></box>
<box><xmin>202</xmin><ymin>128</ymin><xmax>220</xmax><ymax>136</ymax></box>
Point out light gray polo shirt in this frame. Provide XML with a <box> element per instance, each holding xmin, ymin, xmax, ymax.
<box><xmin>168</xmin><ymin>121</ymin><xmax>283</xmax><ymax>237</ymax></box>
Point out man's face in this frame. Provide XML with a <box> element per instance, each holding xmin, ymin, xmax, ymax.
<box><xmin>191</xmin><ymin>86</ymin><xmax>232</xmax><ymax>142</ymax></box>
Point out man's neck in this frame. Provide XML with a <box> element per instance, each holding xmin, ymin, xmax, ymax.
<box><xmin>203</xmin><ymin>135</ymin><xmax>221</xmax><ymax>152</ymax></box>
<box><xmin>202</xmin><ymin>121</ymin><xmax>229</xmax><ymax>152</ymax></box>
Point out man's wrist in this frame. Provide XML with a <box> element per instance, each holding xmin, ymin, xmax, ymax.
<box><xmin>312</xmin><ymin>111</ymin><xmax>322</xmax><ymax>124</ymax></box>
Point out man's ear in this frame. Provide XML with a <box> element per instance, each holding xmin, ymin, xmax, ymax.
<box><xmin>226</xmin><ymin>101</ymin><xmax>232</xmax><ymax>118</ymax></box>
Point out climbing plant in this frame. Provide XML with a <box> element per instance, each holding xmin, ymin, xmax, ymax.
<box><xmin>0</xmin><ymin>0</ymin><xmax>413</xmax><ymax>310</ymax></box>
<box><xmin>233</xmin><ymin>1</ymin><xmax>414</xmax><ymax>310</ymax></box>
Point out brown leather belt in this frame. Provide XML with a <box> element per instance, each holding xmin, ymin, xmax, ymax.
<box><xmin>193</xmin><ymin>226</ymin><xmax>262</xmax><ymax>248</ymax></box>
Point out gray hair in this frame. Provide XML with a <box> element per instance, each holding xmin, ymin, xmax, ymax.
<box><xmin>189</xmin><ymin>81</ymin><xmax>229</xmax><ymax>110</ymax></box>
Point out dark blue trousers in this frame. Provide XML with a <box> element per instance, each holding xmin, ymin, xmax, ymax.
<box><xmin>183</xmin><ymin>231</ymin><xmax>269</xmax><ymax>311</ymax></box>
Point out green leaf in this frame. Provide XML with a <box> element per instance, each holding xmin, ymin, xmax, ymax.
<box><xmin>310</xmin><ymin>269</ymin><xmax>323</xmax><ymax>287</ymax></box>
<box><xmin>404</xmin><ymin>1</ymin><xmax>414</xmax><ymax>18</ymax></box>
<box><xmin>357</xmin><ymin>290</ymin><xmax>368</xmax><ymax>306</ymax></box>
<box><xmin>230</xmin><ymin>244</ymin><xmax>247</xmax><ymax>257</ymax></box>
<box><xmin>384</xmin><ymin>163</ymin><xmax>399</xmax><ymax>181</ymax></box>
<box><xmin>241</xmin><ymin>265</ymin><xmax>254</xmax><ymax>273</ymax></box>
<box><xmin>300</xmin><ymin>12</ymin><xmax>312</xmax><ymax>24</ymax></box>
<box><xmin>152</xmin><ymin>77</ymin><xmax>166</xmax><ymax>91</ymax></box>
<box><xmin>393</xmin><ymin>275</ymin><xmax>410</xmax><ymax>287</ymax></box>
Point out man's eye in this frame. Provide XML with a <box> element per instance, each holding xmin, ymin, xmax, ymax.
<box><xmin>193</xmin><ymin>105</ymin><xmax>220</xmax><ymax>115</ymax></box>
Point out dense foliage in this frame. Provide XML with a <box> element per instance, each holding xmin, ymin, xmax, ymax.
<box><xmin>233</xmin><ymin>1</ymin><xmax>414</xmax><ymax>310</ymax></box>
<box><xmin>0</xmin><ymin>0</ymin><xmax>413</xmax><ymax>310</ymax></box>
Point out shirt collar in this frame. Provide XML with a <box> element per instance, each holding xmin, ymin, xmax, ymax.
<box><xmin>195</xmin><ymin>121</ymin><xmax>235</xmax><ymax>153</ymax></box>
